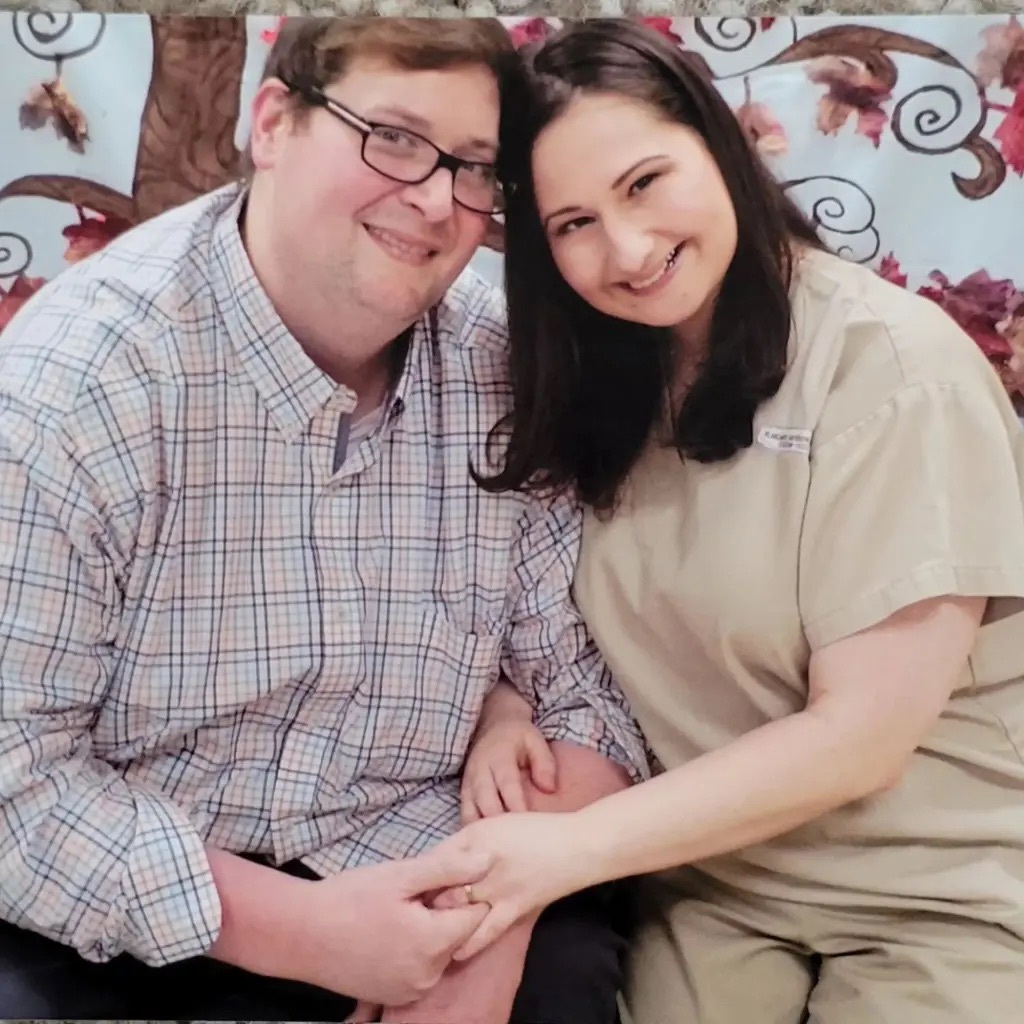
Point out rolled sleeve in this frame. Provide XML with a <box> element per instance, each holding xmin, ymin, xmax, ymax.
<box><xmin>501</xmin><ymin>492</ymin><xmax>650</xmax><ymax>783</ymax></box>
<box><xmin>0</xmin><ymin>394</ymin><xmax>221</xmax><ymax>966</ymax></box>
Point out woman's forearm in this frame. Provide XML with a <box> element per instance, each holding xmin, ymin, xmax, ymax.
<box><xmin>565</xmin><ymin>597</ymin><xmax>979</xmax><ymax>890</ymax></box>
<box><xmin>573</xmin><ymin>707</ymin><xmax>894</xmax><ymax>886</ymax></box>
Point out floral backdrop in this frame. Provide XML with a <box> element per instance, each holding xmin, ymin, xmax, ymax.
<box><xmin>1</xmin><ymin>12</ymin><xmax>1022</xmax><ymax>404</ymax></box>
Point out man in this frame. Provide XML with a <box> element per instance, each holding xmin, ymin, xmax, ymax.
<box><xmin>0</xmin><ymin>17</ymin><xmax>646</xmax><ymax>1024</ymax></box>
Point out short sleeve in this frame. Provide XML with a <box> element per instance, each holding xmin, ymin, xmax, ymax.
<box><xmin>799</xmin><ymin>381</ymin><xmax>1024</xmax><ymax>650</ymax></box>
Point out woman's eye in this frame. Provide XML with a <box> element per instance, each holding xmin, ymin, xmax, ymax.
<box><xmin>554</xmin><ymin>217</ymin><xmax>590</xmax><ymax>237</ymax></box>
<box><xmin>629</xmin><ymin>172</ymin><xmax>659</xmax><ymax>196</ymax></box>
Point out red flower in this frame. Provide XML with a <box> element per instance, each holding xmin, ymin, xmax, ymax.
<box><xmin>878</xmin><ymin>252</ymin><xmax>908</xmax><ymax>288</ymax></box>
<box><xmin>508</xmin><ymin>18</ymin><xmax>555</xmax><ymax>50</ymax></box>
<box><xmin>0</xmin><ymin>275</ymin><xmax>47</xmax><ymax>332</ymax></box>
<box><xmin>641</xmin><ymin>18</ymin><xmax>683</xmax><ymax>47</ymax></box>
<box><xmin>993</xmin><ymin>86</ymin><xmax>1024</xmax><ymax>176</ymax></box>
<box><xmin>917</xmin><ymin>269</ymin><xmax>1024</xmax><ymax>363</ymax></box>
<box><xmin>261</xmin><ymin>16</ymin><xmax>285</xmax><ymax>46</ymax></box>
<box><xmin>62</xmin><ymin>209</ymin><xmax>133</xmax><ymax>264</ymax></box>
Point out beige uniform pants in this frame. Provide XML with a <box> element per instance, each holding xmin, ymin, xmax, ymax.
<box><xmin>625</xmin><ymin>875</ymin><xmax>1024</xmax><ymax>1024</ymax></box>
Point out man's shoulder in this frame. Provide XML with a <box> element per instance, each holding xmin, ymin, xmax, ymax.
<box><xmin>0</xmin><ymin>188</ymin><xmax>232</xmax><ymax>418</ymax></box>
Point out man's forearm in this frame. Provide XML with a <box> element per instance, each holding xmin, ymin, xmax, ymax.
<box><xmin>206</xmin><ymin>847</ymin><xmax>317</xmax><ymax>982</ymax></box>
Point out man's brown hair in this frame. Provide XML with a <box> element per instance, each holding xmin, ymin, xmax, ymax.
<box><xmin>238</xmin><ymin>16</ymin><xmax>522</xmax><ymax>177</ymax></box>
<box><xmin>264</xmin><ymin>16</ymin><xmax>519</xmax><ymax>96</ymax></box>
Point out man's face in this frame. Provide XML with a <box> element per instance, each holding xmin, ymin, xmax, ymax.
<box><xmin>251</xmin><ymin>57</ymin><xmax>500</xmax><ymax>328</ymax></box>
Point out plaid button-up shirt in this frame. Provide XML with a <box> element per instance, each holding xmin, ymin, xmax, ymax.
<box><xmin>0</xmin><ymin>184</ymin><xmax>647</xmax><ymax>967</ymax></box>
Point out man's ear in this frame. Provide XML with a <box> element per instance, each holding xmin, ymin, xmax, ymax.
<box><xmin>249</xmin><ymin>79</ymin><xmax>299</xmax><ymax>172</ymax></box>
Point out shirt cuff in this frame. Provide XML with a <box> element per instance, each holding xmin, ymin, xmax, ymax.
<box><xmin>102</xmin><ymin>795</ymin><xmax>222</xmax><ymax>966</ymax></box>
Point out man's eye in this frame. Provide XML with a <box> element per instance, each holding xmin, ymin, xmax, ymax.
<box><xmin>376</xmin><ymin>127</ymin><xmax>417</xmax><ymax>147</ymax></box>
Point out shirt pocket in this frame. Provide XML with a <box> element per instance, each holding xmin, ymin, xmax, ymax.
<box><xmin>358</xmin><ymin>611</ymin><xmax>503</xmax><ymax>781</ymax></box>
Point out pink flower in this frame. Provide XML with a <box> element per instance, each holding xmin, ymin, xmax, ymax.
<box><xmin>508</xmin><ymin>18</ymin><xmax>555</xmax><ymax>50</ymax></box>
<box><xmin>261</xmin><ymin>16</ymin><xmax>285</xmax><ymax>47</ymax></box>
<box><xmin>734</xmin><ymin>78</ymin><xmax>787</xmax><ymax>156</ymax></box>
<box><xmin>976</xmin><ymin>15</ymin><xmax>1024</xmax><ymax>91</ymax></box>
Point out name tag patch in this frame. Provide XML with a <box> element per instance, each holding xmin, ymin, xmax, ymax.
<box><xmin>757</xmin><ymin>426</ymin><xmax>812</xmax><ymax>454</ymax></box>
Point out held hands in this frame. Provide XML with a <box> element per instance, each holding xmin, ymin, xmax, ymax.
<box><xmin>433</xmin><ymin>810</ymin><xmax>590</xmax><ymax>961</ymax></box>
<box><xmin>300</xmin><ymin>844</ymin><xmax>493</xmax><ymax>1007</ymax></box>
<box><xmin>461</xmin><ymin>682</ymin><xmax>557</xmax><ymax>821</ymax></box>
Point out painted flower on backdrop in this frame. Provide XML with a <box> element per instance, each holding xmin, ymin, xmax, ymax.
<box><xmin>992</xmin><ymin>89</ymin><xmax>1024</xmax><ymax>175</ymax></box>
<box><xmin>507</xmin><ymin>17</ymin><xmax>682</xmax><ymax>51</ymax></box>
<box><xmin>976</xmin><ymin>16</ymin><xmax>1024</xmax><ymax>175</ymax></box>
<box><xmin>880</xmin><ymin>253</ymin><xmax>1024</xmax><ymax>404</ymax></box>
<box><xmin>62</xmin><ymin>208</ymin><xmax>133</xmax><ymax>264</ymax></box>
<box><xmin>261</xmin><ymin>16</ymin><xmax>285</xmax><ymax>47</ymax></box>
<box><xmin>976</xmin><ymin>15</ymin><xmax>1024</xmax><ymax>91</ymax></box>
<box><xmin>807</xmin><ymin>56</ymin><xmax>892</xmax><ymax>149</ymax></box>
<box><xmin>877</xmin><ymin>253</ymin><xmax>908</xmax><ymax>289</ymax></box>
<box><xmin>640</xmin><ymin>19</ymin><xmax>684</xmax><ymax>48</ymax></box>
<box><xmin>0</xmin><ymin>276</ymin><xmax>47</xmax><ymax>332</ymax></box>
<box><xmin>1001</xmin><ymin>316</ymin><xmax>1024</xmax><ymax>400</ymax></box>
<box><xmin>19</xmin><ymin>78</ymin><xmax>89</xmax><ymax>154</ymax></box>
<box><xmin>735</xmin><ymin>76</ymin><xmax>788</xmax><ymax>157</ymax></box>
<box><xmin>507</xmin><ymin>18</ymin><xmax>557</xmax><ymax>51</ymax></box>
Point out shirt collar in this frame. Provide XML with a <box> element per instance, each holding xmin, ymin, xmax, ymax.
<box><xmin>207</xmin><ymin>184</ymin><xmax>435</xmax><ymax>440</ymax></box>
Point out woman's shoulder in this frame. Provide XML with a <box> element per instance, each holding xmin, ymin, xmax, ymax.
<box><xmin>787</xmin><ymin>247</ymin><xmax>1011</xmax><ymax>441</ymax></box>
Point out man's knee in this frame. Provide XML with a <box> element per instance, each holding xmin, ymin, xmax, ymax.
<box><xmin>512</xmin><ymin>887</ymin><xmax>630</xmax><ymax>1024</ymax></box>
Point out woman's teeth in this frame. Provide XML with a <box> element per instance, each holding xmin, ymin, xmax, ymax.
<box><xmin>626</xmin><ymin>244</ymin><xmax>682</xmax><ymax>292</ymax></box>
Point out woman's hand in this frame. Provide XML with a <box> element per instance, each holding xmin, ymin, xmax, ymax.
<box><xmin>434</xmin><ymin>810</ymin><xmax>597</xmax><ymax>961</ymax></box>
<box><xmin>461</xmin><ymin>681</ymin><xmax>556</xmax><ymax>822</ymax></box>
<box><xmin>461</xmin><ymin>717</ymin><xmax>556</xmax><ymax>821</ymax></box>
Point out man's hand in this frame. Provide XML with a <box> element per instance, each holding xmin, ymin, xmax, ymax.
<box><xmin>209</xmin><ymin>844</ymin><xmax>493</xmax><ymax>1008</ymax></box>
<box><xmin>302</xmin><ymin>846</ymin><xmax>496</xmax><ymax>1006</ymax></box>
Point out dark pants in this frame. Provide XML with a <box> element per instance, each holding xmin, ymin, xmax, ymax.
<box><xmin>0</xmin><ymin>873</ymin><xmax>630</xmax><ymax>1023</ymax></box>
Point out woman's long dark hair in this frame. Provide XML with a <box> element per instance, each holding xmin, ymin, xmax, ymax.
<box><xmin>474</xmin><ymin>18</ymin><xmax>825</xmax><ymax>513</ymax></box>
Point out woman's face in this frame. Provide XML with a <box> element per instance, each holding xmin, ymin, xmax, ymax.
<box><xmin>531</xmin><ymin>91</ymin><xmax>738</xmax><ymax>342</ymax></box>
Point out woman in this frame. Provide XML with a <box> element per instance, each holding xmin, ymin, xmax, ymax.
<box><xmin>446</xmin><ymin>18</ymin><xmax>1024</xmax><ymax>1024</ymax></box>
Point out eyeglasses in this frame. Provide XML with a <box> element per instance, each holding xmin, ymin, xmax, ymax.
<box><xmin>281</xmin><ymin>77</ymin><xmax>505</xmax><ymax>215</ymax></box>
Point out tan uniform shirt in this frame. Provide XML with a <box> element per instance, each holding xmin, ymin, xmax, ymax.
<box><xmin>577</xmin><ymin>247</ymin><xmax>1024</xmax><ymax>935</ymax></box>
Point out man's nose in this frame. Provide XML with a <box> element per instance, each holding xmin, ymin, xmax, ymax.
<box><xmin>403</xmin><ymin>167</ymin><xmax>457</xmax><ymax>223</ymax></box>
